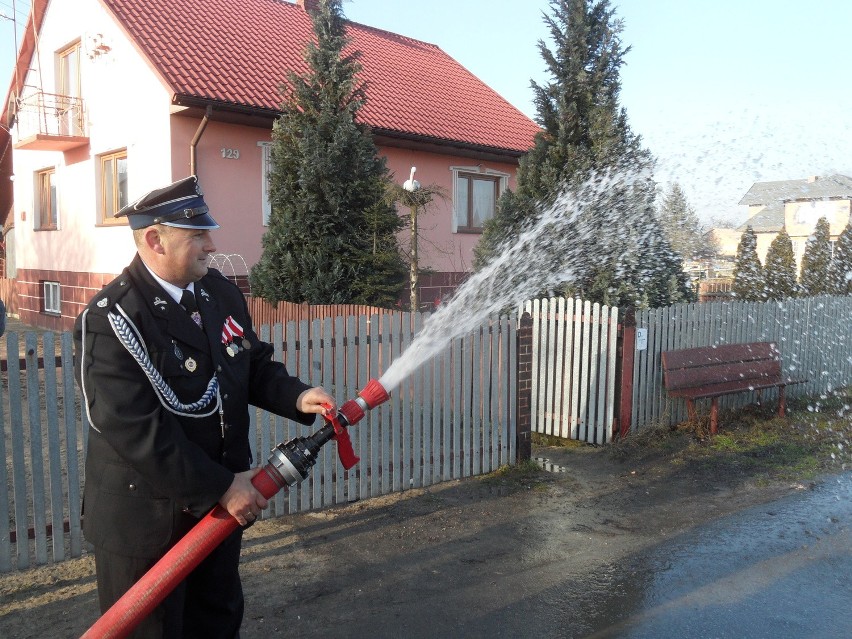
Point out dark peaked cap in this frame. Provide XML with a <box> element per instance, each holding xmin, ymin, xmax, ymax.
<box><xmin>115</xmin><ymin>175</ymin><xmax>220</xmax><ymax>230</ymax></box>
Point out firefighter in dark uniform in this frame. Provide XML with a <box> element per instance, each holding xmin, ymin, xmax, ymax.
<box><xmin>74</xmin><ymin>175</ymin><xmax>335</xmax><ymax>638</ymax></box>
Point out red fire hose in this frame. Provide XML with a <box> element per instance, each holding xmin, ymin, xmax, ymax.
<box><xmin>81</xmin><ymin>380</ymin><xmax>389</xmax><ymax>639</ymax></box>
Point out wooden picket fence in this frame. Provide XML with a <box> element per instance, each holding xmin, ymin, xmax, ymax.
<box><xmin>522</xmin><ymin>298</ymin><xmax>620</xmax><ymax>444</ymax></box>
<box><xmin>0</xmin><ymin>312</ymin><xmax>517</xmax><ymax>573</ymax></box>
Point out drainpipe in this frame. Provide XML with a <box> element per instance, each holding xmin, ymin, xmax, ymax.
<box><xmin>189</xmin><ymin>105</ymin><xmax>212</xmax><ymax>176</ymax></box>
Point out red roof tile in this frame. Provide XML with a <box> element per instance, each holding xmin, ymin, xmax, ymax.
<box><xmin>100</xmin><ymin>0</ymin><xmax>538</xmax><ymax>153</ymax></box>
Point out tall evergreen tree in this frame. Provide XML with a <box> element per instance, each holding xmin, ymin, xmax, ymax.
<box><xmin>732</xmin><ymin>226</ymin><xmax>764</xmax><ymax>301</ymax></box>
<box><xmin>473</xmin><ymin>0</ymin><xmax>692</xmax><ymax>308</ymax></box>
<box><xmin>799</xmin><ymin>216</ymin><xmax>832</xmax><ymax>297</ymax></box>
<box><xmin>657</xmin><ymin>182</ymin><xmax>708</xmax><ymax>260</ymax></box>
<box><xmin>828</xmin><ymin>223</ymin><xmax>852</xmax><ymax>295</ymax></box>
<box><xmin>763</xmin><ymin>228</ymin><xmax>798</xmax><ymax>301</ymax></box>
<box><xmin>250</xmin><ymin>0</ymin><xmax>405</xmax><ymax>305</ymax></box>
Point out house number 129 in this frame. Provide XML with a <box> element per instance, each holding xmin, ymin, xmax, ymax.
<box><xmin>220</xmin><ymin>148</ymin><xmax>240</xmax><ymax>159</ymax></box>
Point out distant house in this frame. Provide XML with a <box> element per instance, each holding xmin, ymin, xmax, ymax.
<box><xmin>2</xmin><ymin>0</ymin><xmax>539</xmax><ymax>330</ymax></box>
<box><xmin>738</xmin><ymin>174</ymin><xmax>852</xmax><ymax>270</ymax></box>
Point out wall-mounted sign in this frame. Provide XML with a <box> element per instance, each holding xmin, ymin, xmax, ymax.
<box><xmin>636</xmin><ymin>328</ymin><xmax>648</xmax><ymax>351</ymax></box>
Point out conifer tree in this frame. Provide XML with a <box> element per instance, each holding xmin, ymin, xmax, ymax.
<box><xmin>799</xmin><ymin>216</ymin><xmax>832</xmax><ymax>297</ymax></box>
<box><xmin>657</xmin><ymin>182</ymin><xmax>709</xmax><ymax>260</ymax></box>
<box><xmin>732</xmin><ymin>226</ymin><xmax>764</xmax><ymax>301</ymax></box>
<box><xmin>250</xmin><ymin>0</ymin><xmax>405</xmax><ymax>305</ymax></box>
<box><xmin>763</xmin><ymin>228</ymin><xmax>798</xmax><ymax>301</ymax></box>
<box><xmin>828</xmin><ymin>223</ymin><xmax>852</xmax><ymax>295</ymax></box>
<box><xmin>473</xmin><ymin>0</ymin><xmax>692</xmax><ymax>308</ymax></box>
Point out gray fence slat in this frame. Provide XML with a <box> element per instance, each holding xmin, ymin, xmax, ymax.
<box><xmin>0</xmin><ymin>337</ymin><xmax>11</xmax><ymax>571</ymax></box>
<box><xmin>442</xmin><ymin>343</ymin><xmax>452</xmax><ymax>481</ymax></box>
<box><xmin>8</xmin><ymin>334</ymin><xmax>28</xmax><ymax>568</ymax></box>
<box><xmin>271</xmin><ymin>324</ymin><xmax>286</xmax><ymax>515</ymax></box>
<box><xmin>43</xmin><ymin>333</ymin><xmax>65</xmax><ymax>562</ymax></box>
<box><xmin>61</xmin><ymin>333</ymin><xmax>82</xmax><ymax>557</ymax></box>
<box><xmin>508</xmin><ymin>313</ymin><xmax>517</xmax><ymax>464</ymax></box>
<box><xmin>25</xmin><ymin>332</ymin><xmax>48</xmax><ymax>564</ymax></box>
<box><xmin>471</xmin><ymin>325</ymin><xmax>482</xmax><ymax>477</ymax></box>
<box><xmin>412</xmin><ymin>313</ymin><xmax>423</xmax><ymax>489</ymax></box>
<box><xmin>378</xmin><ymin>315</ymin><xmax>390</xmax><ymax>496</ymax></box>
<box><xmin>481</xmin><ymin>323</ymin><xmax>493</xmax><ymax>473</ymax></box>
<box><xmin>418</xmin><ymin>312</ymin><xmax>433</xmax><ymax>487</ymax></box>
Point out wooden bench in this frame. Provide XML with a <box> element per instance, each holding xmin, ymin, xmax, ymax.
<box><xmin>661</xmin><ymin>342</ymin><xmax>806</xmax><ymax>434</ymax></box>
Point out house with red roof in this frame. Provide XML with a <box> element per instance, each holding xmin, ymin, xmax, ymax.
<box><xmin>2</xmin><ymin>0</ymin><xmax>538</xmax><ymax>330</ymax></box>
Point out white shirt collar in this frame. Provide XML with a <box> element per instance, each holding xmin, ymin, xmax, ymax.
<box><xmin>141</xmin><ymin>260</ymin><xmax>194</xmax><ymax>305</ymax></box>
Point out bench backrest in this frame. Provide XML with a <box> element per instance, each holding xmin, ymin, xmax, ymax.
<box><xmin>661</xmin><ymin>342</ymin><xmax>782</xmax><ymax>391</ymax></box>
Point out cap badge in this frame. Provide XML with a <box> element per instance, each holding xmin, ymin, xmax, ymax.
<box><xmin>97</xmin><ymin>298</ymin><xmax>109</xmax><ymax>308</ymax></box>
<box><xmin>185</xmin><ymin>357</ymin><xmax>197</xmax><ymax>372</ymax></box>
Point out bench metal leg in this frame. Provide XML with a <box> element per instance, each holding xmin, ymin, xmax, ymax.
<box><xmin>710</xmin><ymin>398</ymin><xmax>719</xmax><ymax>435</ymax></box>
<box><xmin>778</xmin><ymin>385</ymin><xmax>787</xmax><ymax>417</ymax></box>
<box><xmin>686</xmin><ymin>399</ymin><xmax>697</xmax><ymax>422</ymax></box>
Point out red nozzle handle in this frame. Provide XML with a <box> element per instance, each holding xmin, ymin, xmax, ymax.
<box><xmin>323</xmin><ymin>403</ymin><xmax>360</xmax><ymax>470</ymax></box>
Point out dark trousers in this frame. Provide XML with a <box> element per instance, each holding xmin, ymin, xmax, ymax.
<box><xmin>94</xmin><ymin>527</ymin><xmax>245</xmax><ymax>639</ymax></box>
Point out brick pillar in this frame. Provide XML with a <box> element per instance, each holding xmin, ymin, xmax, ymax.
<box><xmin>516</xmin><ymin>312</ymin><xmax>533</xmax><ymax>461</ymax></box>
<box><xmin>616</xmin><ymin>307</ymin><xmax>636</xmax><ymax>439</ymax></box>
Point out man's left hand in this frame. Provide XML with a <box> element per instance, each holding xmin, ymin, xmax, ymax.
<box><xmin>297</xmin><ymin>387</ymin><xmax>336</xmax><ymax>416</ymax></box>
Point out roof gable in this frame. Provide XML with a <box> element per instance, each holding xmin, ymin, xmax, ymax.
<box><xmin>98</xmin><ymin>0</ymin><xmax>539</xmax><ymax>153</ymax></box>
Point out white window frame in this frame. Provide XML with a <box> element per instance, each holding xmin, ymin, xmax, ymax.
<box><xmin>258</xmin><ymin>141</ymin><xmax>272</xmax><ymax>226</ymax></box>
<box><xmin>449</xmin><ymin>166</ymin><xmax>509</xmax><ymax>233</ymax></box>
<box><xmin>43</xmin><ymin>281</ymin><xmax>61</xmax><ymax>314</ymax></box>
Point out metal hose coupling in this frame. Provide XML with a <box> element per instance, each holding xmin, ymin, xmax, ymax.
<box><xmin>264</xmin><ymin>379</ymin><xmax>391</xmax><ymax>483</ymax></box>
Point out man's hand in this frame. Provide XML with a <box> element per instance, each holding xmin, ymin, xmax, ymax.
<box><xmin>297</xmin><ymin>386</ymin><xmax>336</xmax><ymax>416</ymax></box>
<box><xmin>219</xmin><ymin>468</ymin><xmax>269</xmax><ymax>526</ymax></box>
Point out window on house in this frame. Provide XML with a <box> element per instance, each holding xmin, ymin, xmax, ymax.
<box><xmin>58</xmin><ymin>42</ymin><xmax>82</xmax><ymax>136</ymax></box>
<box><xmin>451</xmin><ymin>168</ymin><xmax>508</xmax><ymax>233</ymax></box>
<box><xmin>36</xmin><ymin>168</ymin><xmax>58</xmax><ymax>230</ymax></box>
<box><xmin>258</xmin><ymin>141</ymin><xmax>272</xmax><ymax>225</ymax></box>
<box><xmin>43</xmin><ymin>281</ymin><xmax>61</xmax><ymax>314</ymax></box>
<box><xmin>98</xmin><ymin>149</ymin><xmax>129</xmax><ymax>224</ymax></box>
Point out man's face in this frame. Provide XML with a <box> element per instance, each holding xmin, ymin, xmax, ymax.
<box><xmin>157</xmin><ymin>226</ymin><xmax>217</xmax><ymax>287</ymax></box>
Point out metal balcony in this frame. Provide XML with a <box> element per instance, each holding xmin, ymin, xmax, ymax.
<box><xmin>13</xmin><ymin>91</ymin><xmax>89</xmax><ymax>151</ymax></box>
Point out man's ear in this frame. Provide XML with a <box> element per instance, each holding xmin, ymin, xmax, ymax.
<box><xmin>144</xmin><ymin>226</ymin><xmax>167</xmax><ymax>255</ymax></box>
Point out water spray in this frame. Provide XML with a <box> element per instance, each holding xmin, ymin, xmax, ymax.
<box><xmin>80</xmin><ymin>379</ymin><xmax>390</xmax><ymax>639</ymax></box>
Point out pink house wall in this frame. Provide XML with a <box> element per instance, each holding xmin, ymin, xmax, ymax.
<box><xmin>168</xmin><ymin>117</ymin><xmax>519</xmax><ymax>278</ymax></box>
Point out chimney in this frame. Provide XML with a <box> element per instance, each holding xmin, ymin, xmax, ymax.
<box><xmin>807</xmin><ymin>175</ymin><xmax>819</xmax><ymax>183</ymax></box>
<box><xmin>296</xmin><ymin>0</ymin><xmax>320</xmax><ymax>12</ymax></box>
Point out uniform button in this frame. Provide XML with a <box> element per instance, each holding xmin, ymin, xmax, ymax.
<box><xmin>217</xmin><ymin>365</ymin><xmax>223</xmax><ymax>372</ymax></box>
<box><xmin>128</xmin><ymin>483</ymin><xmax>137</xmax><ymax>491</ymax></box>
<box><xmin>222</xmin><ymin>452</ymin><xmax>228</xmax><ymax>458</ymax></box>
<box><xmin>224</xmin><ymin>424</ymin><xmax>230</xmax><ymax>431</ymax></box>
<box><xmin>223</xmin><ymin>393</ymin><xmax>229</xmax><ymax>400</ymax></box>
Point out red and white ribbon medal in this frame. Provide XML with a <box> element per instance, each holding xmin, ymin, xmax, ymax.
<box><xmin>221</xmin><ymin>316</ymin><xmax>248</xmax><ymax>357</ymax></box>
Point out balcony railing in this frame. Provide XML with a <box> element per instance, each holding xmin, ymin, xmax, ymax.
<box><xmin>14</xmin><ymin>91</ymin><xmax>88</xmax><ymax>150</ymax></box>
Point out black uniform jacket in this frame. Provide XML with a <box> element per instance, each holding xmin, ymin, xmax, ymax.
<box><xmin>74</xmin><ymin>255</ymin><xmax>315</xmax><ymax>558</ymax></box>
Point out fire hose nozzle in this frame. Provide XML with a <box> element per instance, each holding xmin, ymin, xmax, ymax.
<box><xmin>338</xmin><ymin>379</ymin><xmax>390</xmax><ymax>427</ymax></box>
<box><xmin>325</xmin><ymin>379</ymin><xmax>390</xmax><ymax>470</ymax></box>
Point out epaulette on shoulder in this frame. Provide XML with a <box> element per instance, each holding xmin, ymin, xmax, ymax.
<box><xmin>88</xmin><ymin>275</ymin><xmax>133</xmax><ymax>313</ymax></box>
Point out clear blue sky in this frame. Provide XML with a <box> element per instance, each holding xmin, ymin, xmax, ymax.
<box><xmin>3</xmin><ymin>0</ymin><xmax>850</xmax><ymax>224</ymax></box>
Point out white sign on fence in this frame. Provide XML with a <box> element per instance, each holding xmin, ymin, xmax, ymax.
<box><xmin>636</xmin><ymin>328</ymin><xmax>648</xmax><ymax>351</ymax></box>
